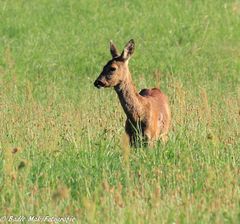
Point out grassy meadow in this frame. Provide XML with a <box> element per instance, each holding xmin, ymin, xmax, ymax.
<box><xmin>0</xmin><ymin>0</ymin><xmax>240</xmax><ymax>223</ymax></box>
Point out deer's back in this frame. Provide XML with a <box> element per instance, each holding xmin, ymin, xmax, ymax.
<box><xmin>139</xmin><ymin>88</ymin><xmax>168</xmax><ymax>107</ymax></box>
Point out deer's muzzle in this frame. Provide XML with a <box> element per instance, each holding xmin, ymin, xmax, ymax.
<box><xmin>94</xmin><ymin>79</ymin><xmax>106</xmax><ymax>89</ymax></box>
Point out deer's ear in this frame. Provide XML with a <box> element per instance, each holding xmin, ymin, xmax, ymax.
<box><xmin>110</xmin><ymin>40</ymin><xmax>119</xmax><ymax>58</ymax></box>
<box><xmin>121</xmin><ymin>39</ymin><xmax>135</xmax><ymax>61</ymax></box>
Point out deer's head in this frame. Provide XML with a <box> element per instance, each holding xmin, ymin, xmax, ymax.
<box><xmin>94</xmin><ymin>39</ymin><xmax>135</xmax><ymax>89</ymax></box>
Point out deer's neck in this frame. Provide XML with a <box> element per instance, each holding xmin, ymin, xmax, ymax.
<box><xmin>114</xmin><ymin>71</ymin><xmax>145</xmax><ymax>122</ymax></box>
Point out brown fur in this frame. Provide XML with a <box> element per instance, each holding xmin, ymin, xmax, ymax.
<box><xmin>94</xmin><ymin>39</ymin><xmax>171</xmax><ymax>147</ymax></box>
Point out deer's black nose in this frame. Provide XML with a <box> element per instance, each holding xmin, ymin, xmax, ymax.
<box><xmin>94</xmin><ymin>80</ymin><xmax>105</xmax><ymax>89</ymax></box>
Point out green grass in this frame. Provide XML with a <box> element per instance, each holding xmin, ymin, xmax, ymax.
<box><xmin>0</xmin><ymin>0</ymin><xmax>240</xmax><ymax>223</ymax></box>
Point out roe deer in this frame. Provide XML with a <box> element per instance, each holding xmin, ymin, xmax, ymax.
<box><xmin>94</xmin><ymin>39</ymin><xmax>171</xmax><ymax>147</ymax></box>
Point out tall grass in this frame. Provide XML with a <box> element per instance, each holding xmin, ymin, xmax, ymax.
<box><xmin>0</xmin><ymin>0</ymin><xmax>239</xmax><ymax>223</ymax></box>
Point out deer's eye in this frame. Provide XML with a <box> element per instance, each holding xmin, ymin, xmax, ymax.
<box><xmin>110</xmin><ymin>67</ymin><xmax>116</xmax><ymax>72</ymax></box>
